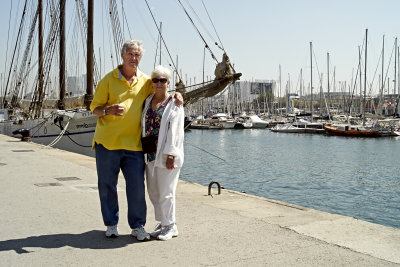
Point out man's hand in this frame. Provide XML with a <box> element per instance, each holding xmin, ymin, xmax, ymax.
<box><xmin>107</xmin><ymin>104</ymin><xmax>125</xmax><ymax>116</ymax></box>
<box><xmin>94</xmin><ymin>104</ymin><xmax>125</xmax><ymax>117</ymax></box>
<box><xmin>172</xmin><ymin>92</ymin><xmax>183</xmax><ymax>106</ymax></box>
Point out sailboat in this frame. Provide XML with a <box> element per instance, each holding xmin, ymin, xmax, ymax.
<box><xmin>323</xmin><ymin>124</ymin><xmax>380</xmax><ymax>137</ymax></box>
<box><xmin>0</xmin><ymin>0</ymin><xmax>241</xmax><ymax>157</ymax></box>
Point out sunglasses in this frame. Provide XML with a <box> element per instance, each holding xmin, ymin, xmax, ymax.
<box><xmin>152</xmin><ymin>78</ymin><xmax>168</xmax><ymax>84</ymax></box>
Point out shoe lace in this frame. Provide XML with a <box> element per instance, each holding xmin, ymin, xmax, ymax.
<box><xmin>136</xmin><ymin>227</ymin><xmax>147</xmax><ymax>235</ymax></box>
<box><xmin>160</xmin><ymin>225</ymin><xmax>172</xmax><ymax>235</ymax></box>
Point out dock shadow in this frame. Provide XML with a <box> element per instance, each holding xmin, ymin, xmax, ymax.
<box><xmin>0</xmin><ymin>230</ymin><xmax>140</xmax><ymax>254</ymax></box>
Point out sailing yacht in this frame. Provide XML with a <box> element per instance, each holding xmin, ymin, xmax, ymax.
<box><xmin>0</xmin><ymin>0</ymin><xmax>241</xmax><ymax>156</ymax></box>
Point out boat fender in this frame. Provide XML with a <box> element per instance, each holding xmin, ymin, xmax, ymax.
<box><xmin>208</xmin><ymin>181</ymin><xmax>221</xmax><ymax>196</ymax></box>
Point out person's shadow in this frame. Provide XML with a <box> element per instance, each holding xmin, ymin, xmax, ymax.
<box><xmin>0</xmin><ymin>230</ymin><xmax>140</xmax><ymax>254</ymax></box>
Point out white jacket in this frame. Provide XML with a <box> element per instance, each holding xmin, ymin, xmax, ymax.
<box><xmin>141</xmin><ymin>94</ymin><xmax>185</xmax><ymax>169</ymax></box>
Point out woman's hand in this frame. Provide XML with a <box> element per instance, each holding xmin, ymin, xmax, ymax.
<box><xmin>166</xmin><ymin>155</ymin><xmax>175</xmax><ymax>169</ymax></box>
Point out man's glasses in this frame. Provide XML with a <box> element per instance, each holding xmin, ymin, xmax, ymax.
<box><xmin>152</xmin><ymin>78</ymin><xmax>168</xmax><ymax>84</ymax></box>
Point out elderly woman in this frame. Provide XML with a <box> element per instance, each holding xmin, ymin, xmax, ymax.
<box><xmin>141</xmin><ymin>65</ymin><xmax>184</xmax><ymax>241</ymax></box>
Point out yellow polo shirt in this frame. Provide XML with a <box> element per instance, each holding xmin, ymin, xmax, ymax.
<box><xmin>90</xmin><ymin>66</ymin><xmax>154</xmax><ymax>151</ymax></box>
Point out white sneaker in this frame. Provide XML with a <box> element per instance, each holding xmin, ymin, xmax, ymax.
<box><xmin>105</xmin><ymin>225</ymin><xmax>118</xmax><ymax>238</ymax></box>
<box><xmin>150</xmin><ymin>223</ymin><xmax>162</xmax><ymax>238</ymax></box>
<box><xmin>131</xmin><ymin>226</ymin><xmax>150</xmax><ymax>241</ymax></box>
<box><xmin>158</xmin><ymin>224</ymin><xmax>178</xmax><ymax>241</ymax></box>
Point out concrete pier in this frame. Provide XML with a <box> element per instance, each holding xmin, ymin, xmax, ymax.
<box><xmin>0</xmin><ymin>134</ymin><xmax>399</xmax><ymax>266</ymax></box>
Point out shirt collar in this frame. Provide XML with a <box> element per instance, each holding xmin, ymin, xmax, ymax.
<box><xmin>117</xmin><ymin>65</ymin><xmax>143</xmax><ymax>81</ymax></box>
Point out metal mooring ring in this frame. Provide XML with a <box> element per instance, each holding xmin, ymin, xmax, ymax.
<box><xmin>208</xmin><ymin>181</ymin><xmax>221</xmax><ymax>195</ymax></box>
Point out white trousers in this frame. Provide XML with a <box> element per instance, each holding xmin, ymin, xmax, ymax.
<box><xmin>145</xmin><ymin>161</ymin><xmax>180</xmax><ymax>226</ymax></box>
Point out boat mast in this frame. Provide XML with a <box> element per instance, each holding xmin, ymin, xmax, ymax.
<box><xmin>38</xmin><ymin>0</ymin><xmax>44</xmax><ymax>109</ymax></box>
<box><xmin>58</xmin><ymin>0</ymin><xmax>66</xmax><ymax>110</ymax></box>
<box><xmin>380</xmin><ymin>35</ymin><xmax>384</xmax><ymax>115</ymax></box>
<box><xmin>358</xmin><ymin>46</ymin><xmax>362</xmax><ymax>115</ymax></box>
<box><xmin>363</xmin><ymin>29</ymin><xmax>367</xmax><ymax>126</ymax></box>
<box><xmin>397</xmin><ymin>46</ymin><xmax>400</xmax><ymax>115</ymax></box>
<box><xmin>395</xmin><ymin>45</ymin><xmax>400</xmax><ymax>116</ymax></box>
<box><xmin>394</xmin><ymin>37</ymin><xmax>397</xmax><ymax>96</ymax></box>
<box><xmin>279</xmin><ymin>64</ymin><xmax>282</xmax><ymax>116</ymax></box>
<box><xmin>310</xmin><ymin>42</ymin><xmax>313</xmax><ymax>122</ymax></box>
<box><xmin>300</xmin><ymin>68</ymin><xmax>304</xmax><ymax>109</ymax></box>
<box><xmin>327</xmin><ymin>52</ymin><xmax>331</xmax><ymax>119</ymax></box>
<box><xmin>85</xmin><ymin>0</ymin><xmax>94</xmax><ymax>110</ymax></box>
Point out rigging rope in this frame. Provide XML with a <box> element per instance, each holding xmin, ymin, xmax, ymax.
<box><xmin>28</xmin><ymin>113</ymin><xmax>91</xmax><ymax>148</ymax></box>
<box><xmin>121</xmin><ymin>0</ymin><xmax>133</xmax><ymax>39</ymax></box>
<box><xmin>311</xmin><ymin>47</ymin><xmax>331</xmax><ymax>115</ymax></box>
<box><xmin>153</xmin><ymin>32</ymin><xmax>160</xmax><ymax>69</ymax></box>
<box><xmin>201</xmin><ymin>0</ymin><xmax>224</xmax><ymax>50</ymax></box>
<box><xmin>72</xmin><ymin>0</ymin><xmax>101</xmax><ymax>89</ymax></box>
<box><xmin>11</xmin><ymin>6</ymin><xmax>39</xmax><ymax>108</ymax></box>
<box><xmin>380</xmin><ymin>40</ymin><xmax>396</xmax><ymax>94</ymax></box>
<box><xmin>187</xmin><ymin>143</ymin><xmax>225</xmax><ymax>162</ymax></box>
<box><xmin>144</xmin><ymin>0</ymin><xmax>183</xmax><ymax>83</ymax></box>
<box><xmin>3</xmin><ymin>0</ymin><xmax>29</xmax><ymax>107</ymax></box>
<box><xmin>109</xmin><ymin>0</ymin><xmax>124</xmax><ymax>64</ymax></box>
<box><xmin>182</xmin><ymin>0</ymin><xmax>217</xmax><ymax>48</ymax></box>
<box><xmin>29</xmin><ymin>0</ymin><xmax>60</xmax><ymax>118</ymax></box>
<box><xmin>47</xmin><ymin>120</ymin><xmax>70</xmax><ymax>147</ymax></box>
<box><xmin>3</xmin><ymin>0</ymin><xmax>13</xmax><ymax>96</ymax></box>
<box><xmin>177</xmin><ymin>0</ymin><xmax>218</xmax><ymax>63</ymax></box>
<box><xmin>103</xmin><ymin>0</ymin><xmax>116</xmax><ymax>68</ymax></box>
<box><xmin>64</xmin><ymin>132</ymin><xmax>93</xmax><ymax>147</ymax></box>
<box><xmin>348</xmin><ymin>35</ymin><xmax>368</xmax><ymax>116</ymax></box>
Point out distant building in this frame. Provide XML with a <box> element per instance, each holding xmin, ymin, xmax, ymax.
<box><xmin>227</xmin><ymin>80</ymin><xmax>276</xmax><ymax>102</ymax></box>
<box><xmin>67</xmin><ymin>75</ymin><xmax>86</xmax><ymax>96</ymax></box>
<box><xmin>188</xmin><ymin>79</ymin><xmax>277</xmax><ymax>114</ymax></box>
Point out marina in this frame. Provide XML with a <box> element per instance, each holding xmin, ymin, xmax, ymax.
<box><xmin>0</xmin><ymin>1</ymin><xmax>400</xmax><ymax>264</ymax></box>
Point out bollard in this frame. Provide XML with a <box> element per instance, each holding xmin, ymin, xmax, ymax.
<box><xmin>208</xmin><ymin>181</ymin><xmax>221</xmax><ymax>195</ymax></box>
<box><xmin>12</xmin><ymin>128</ymin><xmax>31</xmax><ymax>141</ymax></box>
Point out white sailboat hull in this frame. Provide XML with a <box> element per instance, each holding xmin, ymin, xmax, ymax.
<box><xmin>0</xmin><ymin>110</ymin><xmax>96</xmax><ymax>157</ymax></box>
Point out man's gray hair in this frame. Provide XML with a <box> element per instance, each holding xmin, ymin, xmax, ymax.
<box><xmin>151</xmin><ymin>65</ymin><xmax>172</xmax><ymax>81</ymax></box>
<box><xmin>121</xmin><ymin>40</ymin><xmax>145</xmax><ymax>55</ymax></box>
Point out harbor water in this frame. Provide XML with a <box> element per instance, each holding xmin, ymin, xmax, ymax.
<box><xmin>181</xmin><ymin>129</ymin><xmax>400</xmax><ymax>229</ymax></box>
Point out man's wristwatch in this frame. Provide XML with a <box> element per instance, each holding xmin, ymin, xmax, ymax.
<box><xmin>102</xmin><ymin>106</ymin><xmax>107</xmax><ymax>116</ymax></box>
<box><xmin>167</xmin><ymin>155</ymin><xmax>174</xmax><ymax>160</ymax></box>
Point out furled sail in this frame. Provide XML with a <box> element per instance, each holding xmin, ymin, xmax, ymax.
<box><xmin>176</xmin><ymin>52</ymin><xmax>242</xmax><ymax>106</ymax></box>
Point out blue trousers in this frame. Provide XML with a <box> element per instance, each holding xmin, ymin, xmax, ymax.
<box><xmin>95</xmin><ymin>144</ymin><xmax>146</xmax><ymax>229</ymax></box>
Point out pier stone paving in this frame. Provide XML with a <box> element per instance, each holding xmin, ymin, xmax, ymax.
<box><xmin>0</xmin><ymin>134</ymin><xmax>399</xmax><ymax>266</ymax></box>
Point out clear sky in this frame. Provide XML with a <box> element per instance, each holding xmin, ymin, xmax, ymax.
<box><xmin>1</xmin><ymin>0</ymin><xmax>400</xmax><ymax>96</ymax></box>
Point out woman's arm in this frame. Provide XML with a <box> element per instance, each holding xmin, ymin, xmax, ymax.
<box><xmin>164</xmin><ymin>107</ymin><xmax>185</xmax><ymax>169</ymax></box>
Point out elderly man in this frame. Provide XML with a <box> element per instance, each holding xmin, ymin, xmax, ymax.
<box><xmin>90</xmin><ymin>40</ymin><xmax>181</xmax><ymax>241</ymax></box>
